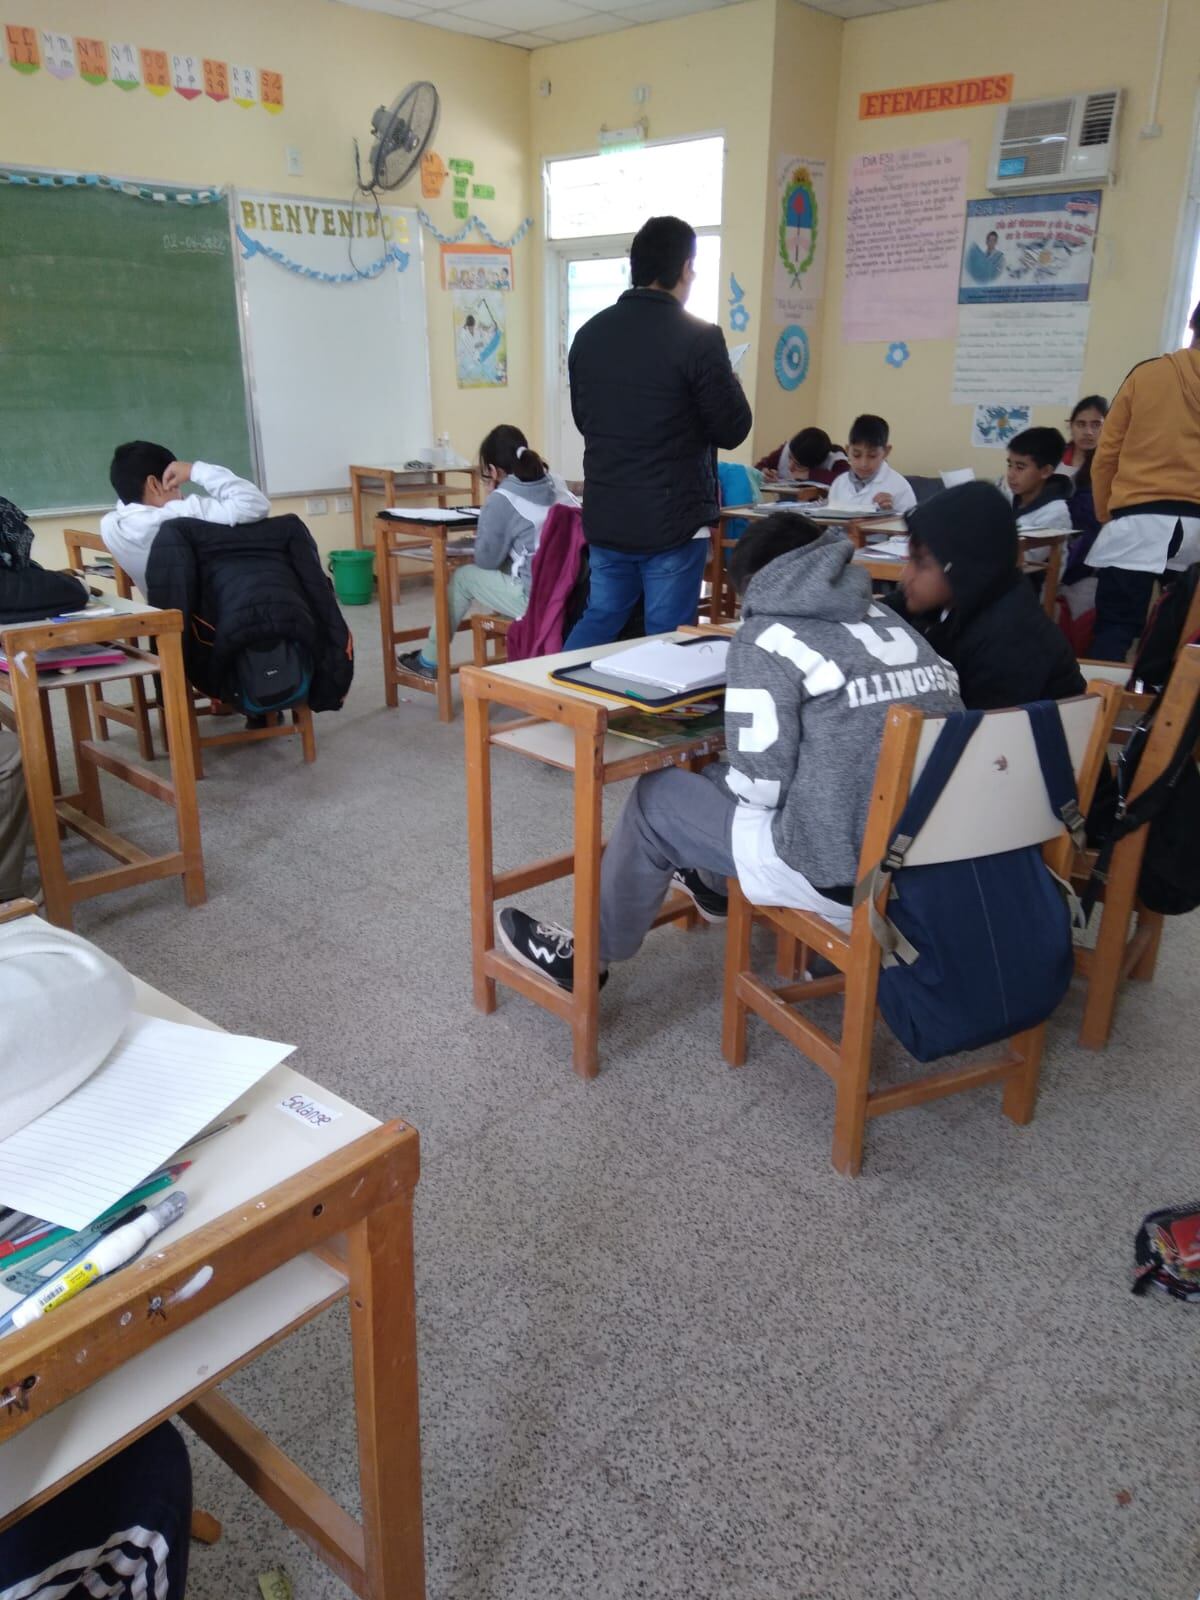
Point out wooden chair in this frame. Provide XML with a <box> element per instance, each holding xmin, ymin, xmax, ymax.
<box><xmin>62</xmin><ymin>529</ymin><xmax>163</xmax><ymax>761</ymax></box>
<box><xmin>722</xmin><ymin>695</ymin><xmax>1106</xmax><ymax>1176</ymax></box>
<box><xmin>470</xmin><ymin>612</ymin><xmax>514</xmax><ymax>667</ymax></box>
<box><xmin>1072</xmin><ymin>644</ymin><xmax>1200</xmax><ymax>1048</ymax></box>
<box><xmin>187</xmin><ymin>695</ymin><xmax>316</xmax><ymax>778</ymax></box>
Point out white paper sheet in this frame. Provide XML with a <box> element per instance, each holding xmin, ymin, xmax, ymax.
<box><xmin>952</xmin><ymin>304</ymin><xmax>1090</xmax><ymax>405</ymax></box>
<box><xmin>600</xmin><ymin>639</ymin><xmax>729</xmax><ymax>693</ymax></box>
<box><xmin>0</xmin><ymin>1018</ymin><xmax>294</xmax><ymax>1229</ymax></box>
<box><xmin>378</xmin><ymin>506</ymin><xmax>478</xmax><ymax>523</ymax></box>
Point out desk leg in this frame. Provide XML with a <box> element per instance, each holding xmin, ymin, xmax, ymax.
<box><xmin>431</xmin><ymin>537</ymin><xmax>454</xmax><ymax>723</ymax></box>
<box><xmin>434</xmin><ymin>470</ymin><xmax>448</xmax><ymax>512</ymax></box>
<box><xmin>65</xmin><ymin>683</ymin><xmax>105</xmax><ymax>825</ymax></box>
<box><xmin>9</xmin><ymin>660</ymin><xmax>72</xmax><ymax>928</ymax></box>
<box><xmin>377</xmin><ymin>526</ymin><xmax>399</xmax><ymax>710</ymax></box>
<box><xmin>570</xmin><ymin>724</ymin><xmax>604</xmax><ymax>1079</ymax></box>
<box><xmin>1042</xmin><ymin>541</ymin><xmax>1064</xmax><ymax>620</ymax></box>
<box><xmin>707</xmin><ymin>526</ymin><xmax>723</xmax><ymax>624</ymax></box>
<box><xmin>464</xmin><ymin>685</ymin><xmax>497</xmax><ymax>1013</ymax></box>
<box><xmin>469</xmin><ymin>470</ymin><xmax>482</xmax><ymax>506</ymax></box>
<box><xmin>158</xmin><ymin>631</ymin><xmax>207</xmax><ymax>908</ymax></box>
<box><xmin>348</xmin><ymin>1192</ymin><xmax>427</xmax><ymax>1600</ymax></box>
<box><xmin>351</xmin><ymin>470</ymin><xmax>364</xmax><ymax>551</ymax></box>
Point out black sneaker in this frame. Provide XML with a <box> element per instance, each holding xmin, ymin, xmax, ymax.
<box><xmin>671</xmin><ymin>867</ymin><xmax>728</xmax><ymax>923</ymax></box>
<box><xmin>397</xmin><ymin>649</ymin><xmax>436</xmax><ymax>681</ymax></box>
<box><xmin>496</xmin><ymin>908</ymin><xmax>609</xmax><ymax>994</ymax></box>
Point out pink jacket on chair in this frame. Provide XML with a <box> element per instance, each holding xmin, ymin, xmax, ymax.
<box><xmin>505</xmin><ymin>503</ymin><xmax>586</xmax><ymax>662</ymax></box>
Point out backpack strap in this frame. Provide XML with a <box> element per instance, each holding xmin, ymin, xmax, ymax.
<box><xmin>1026</xmin><ymin>699</ymin><xmax>1086</xmax><ymax>849</ymax></box>
<box><xmin>853</xmin><ymin>710</ymin><xmax>982</xmax><ymax>966</ymax></box>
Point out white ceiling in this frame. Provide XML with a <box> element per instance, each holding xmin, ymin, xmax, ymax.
<box><xmin>332</xmin><ymin>0</ymin><xmax>942</xmax><ymax>52</ymax></box>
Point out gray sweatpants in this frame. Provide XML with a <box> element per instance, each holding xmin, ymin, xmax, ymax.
<box><xmin>0</xmin><ymin>732</ymin><xmax>31</xmax><ymax>902</ymax></box>
<box><xmin>600</xmin><ymin>766</ymin><xmax>736</xmax><ymax>964</ymax></box>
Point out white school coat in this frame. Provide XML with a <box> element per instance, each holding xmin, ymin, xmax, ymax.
<box><xmin>100</xmin><ymin>461</ymin><xmax>270</xmax><ymax>595</ymax></box>
<box><xmin>825</xmin><ymin>461</ymin><xmax>916</xmax><ymax>515</ymax></box>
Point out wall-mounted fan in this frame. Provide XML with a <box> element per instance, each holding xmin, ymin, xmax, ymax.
<box><xmin>355</xmin><ymin>80</ymin><xmax>440</xmax><ymax>194</ymax></box>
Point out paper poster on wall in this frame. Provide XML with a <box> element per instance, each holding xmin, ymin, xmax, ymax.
<box><xmin>959</xmin><ymin>192</ymin><xmax>1102</xmax><ymax>304</ymax></box>
<box><xmin>773</xmin><ymin>156</ymin><xmax>827</xmax><ymax>324</ymax></box>
<box><xmin>5</xmin><ymin>25</ymin><xmax>40</xmax><ymax>72</ymax></box>
<box><xmin>75</xmin><ymin>37</ymin><xmax>107</xmax><ymax>86</ymax></box>
<box><xmin>453</xmin><ymin>292</ymin><xmax>507</xmax><ymax>389</ymax></box>
<box><xmin>40</xmin><ymin>30</ymin><xmax>74</xmax><ymax>78</ymax></box>
<box><xmin>440</xmin><ymin>244</ymin><xmax>512</xmax><ymax>292</ymax></box>
<box><xmin>110</xmin><ymin>42</ymin><xmax>141</xmax><ymax>90</ymax></box>
<box><xmin>952</xmin><ymin>304</ymin><xmax>1090</xmax><ymax>405</ymax></box>
<box><xmin>843</xmin><ymin>141</ymin><xmax>967</xmax><ymax>343</ymax></box>
<box><xmin>421</xmin><ymin>152</ymin><xmax>448</xmax><ymax>198</ymax></box>
<box><xmin>971</xmin><ymin>403</ymin><xmax>1032</xmax><ymax>448</ymax></box>
<box><xmin>141</xmin><ymin>49</ymin><xmax>170</xmax><ymax>97</ymax></box>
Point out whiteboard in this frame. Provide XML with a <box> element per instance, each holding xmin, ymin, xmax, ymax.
<box><xmin>234</xmin><ymin>190</ymin><xmax>433</xmax><ymax>495</ymax></box>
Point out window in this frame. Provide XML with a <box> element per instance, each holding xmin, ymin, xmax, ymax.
<box><xmin>1164</xmin><ymin>95</ymin><xmax>1200</xmax><ymax>349</ymax></box>
<box><xmin>546</xmin><ymin>136</ymin><xmax>724</xmax><ymax>242</ymax></box>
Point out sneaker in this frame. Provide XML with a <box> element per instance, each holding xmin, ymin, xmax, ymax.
<box><xmin>397</xmin><ymin>649</ymin><xmax>436</xmax><ymax>682</ymax></box>
<box><xmin>671</xmin><ymin>867</ymin><xmax>728</xmax><ymax>923</ymax></box>
<box><xmin>496</xmin><ymin>908</ymin><xmax>609</xmax><ymax>994</ymax></box>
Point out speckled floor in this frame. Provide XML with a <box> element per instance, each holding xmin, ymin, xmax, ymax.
<box><xmin>53</xmin><ymin>586</ymin><xmax>1200</xmax><ymax>1600</ymax></box>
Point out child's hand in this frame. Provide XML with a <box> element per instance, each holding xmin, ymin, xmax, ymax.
<box><xmin>162</xmin><ymin>460</ymin><xmax>194</xmax><ymax>494</ymax></box>
<box><xmin>873</xmin><ymin>491</ymin><xmax>894</xmax><ymax>510</ymax></box>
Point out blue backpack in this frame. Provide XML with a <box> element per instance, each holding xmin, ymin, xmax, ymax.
<box><xmin>856</xmin><ymin>703</ymin><xmax>1084</xmax><ymax>1064</ymax></box>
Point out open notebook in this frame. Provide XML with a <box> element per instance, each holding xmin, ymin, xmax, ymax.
<box><xmin>599</xmin><ymin>638</ymin><xmax>729</xmax><ymax>695</ymax></box>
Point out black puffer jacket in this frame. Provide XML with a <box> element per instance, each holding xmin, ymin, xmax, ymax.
<box><xmin>145</xmin><ymin>516</ymin><xmax>353</xmax><ymax>712</ymax></box>
<box><xmin>569</xmin><ymin>288</ymin><xmax>752</xmax><ymax>554</ymax></box>
<box><xmin>886</xmin><ymin>481</ymin><xmax>1085</xmax><ymax>710</ymax></box>
<box><xmin>0</xmin><ymin>564</ymin><xmax>89</xmax><ymax>626</ymax></box>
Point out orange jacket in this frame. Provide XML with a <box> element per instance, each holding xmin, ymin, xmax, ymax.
<box><xmin>1093</xmin><ymin>349</ymin><xmax>1200</xmax><ymax>522</ymax></box>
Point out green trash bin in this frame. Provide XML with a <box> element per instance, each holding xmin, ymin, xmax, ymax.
<box><xmin>328</xmin><ymin>549</ymin><xmax>375</xmax><ymax>606</ymax></box>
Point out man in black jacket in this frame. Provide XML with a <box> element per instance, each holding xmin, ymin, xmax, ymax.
<box><xmin>886</xmin><ymin>480</ymin><xmax>1085</xmax><ymax>709</ymax></box>
<box><xmin>564</xmin><ymin>215</ymin><xmax>753</xmax><ymax>647</ymax></box>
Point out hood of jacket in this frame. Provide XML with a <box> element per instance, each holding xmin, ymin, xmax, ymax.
<box><xmin>907</xmin><ymin>481</ymin><xmax>1021</xmax><ymax>622</ymax></box>
<box><xmin>1166</xmin><ymin>348</ymin><xmax>1200</xmax><ymax>410</ymax></box>
<box><xmin>740</xmin><ymin>528</ymin><xmax>871</xmax><ymax>625</ymax></box>
<box><xmin>497</xmin><ymin>472</ymin><xmax>563</xmax><ymax>510</ymax></box>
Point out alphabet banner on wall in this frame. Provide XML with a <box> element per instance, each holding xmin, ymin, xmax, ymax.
<box><xmin>773</xmin><ymin>155</ymin><xmax>827</xmax><ymax>325</ymax></box>
<box><xmin>959</xmin><ymin>191</ymin><xmax>1102</xmax><ymax>304</ymax></box>
<box><xmin>952</xmin><ymin>303</ymin><xmax>1091</xmax><ymax>405</ymax></box>
<box><xmin>454</xmin><ymin>291</ymin><xmax>507</xmax><ymax>389</ymax></box>
<box><xmin>842</xmin><ymin>141</ymin><xmax>967</xmax><ymax>343</ymax></box>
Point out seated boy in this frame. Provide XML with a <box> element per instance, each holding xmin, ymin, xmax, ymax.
<box><xmin>825</xmin><ymin>415</ymin><xmax>917</xmax><ymax>515</ymax></box>
<box><xmin>755</xmin><ymin>426</ymin><xmax>848</xmax><ymax>487</ymax></box>
<box><xmin>102</xmin><ymin>441</ymin><xmax>270</xmax><ymax>595</ymax></box>
<box><xmin>497</xmin><ymin>514</ymin><xmax>962</xmax><ymax>992</ymax></box>
<box><xmin>886</xmin><ymin>481</ymin><xmax>1085</xmax><ymax>709</ymax></box>
<box><xmin>1000</xmin><ymin>427</ymin><xmax>1073</xmax><ymax>534</ymax></box>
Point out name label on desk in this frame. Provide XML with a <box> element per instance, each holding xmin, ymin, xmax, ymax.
<box><xmin>277</xmin><ymin>1092</ymin><xmax>342</xmax><ymax>1130</ymax></box>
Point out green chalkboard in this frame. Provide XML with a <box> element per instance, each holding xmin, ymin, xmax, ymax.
<box><xmin>0</xmin><ymin>185</ymin><xmax>254</xmax><ymax>513</ymax></box>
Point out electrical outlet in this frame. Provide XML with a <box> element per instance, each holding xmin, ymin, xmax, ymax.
<box><xmin>334</xmin><ymin>495</ymin><xmax>352</xmax><ymax>514</ymax></box>
<box><xmin>286</xmin><ymin>145</ymin><xmax>304</xmax><ymax>176</ymax></box>
<box><xmin>305</xmin><ymin>496</ymin><xmax>329</xmax><ymax>516</ymax></box>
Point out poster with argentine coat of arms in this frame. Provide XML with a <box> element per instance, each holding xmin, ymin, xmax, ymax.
<box><xmin>773</xmin><ymin>156</ymin><xmax>827</xmax><ymax>325</ymax></box>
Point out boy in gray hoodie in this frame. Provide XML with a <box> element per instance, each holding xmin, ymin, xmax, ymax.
<box><xmin>498</xmin><ymin>514</ymin><xmax>963</xmax><ymax>992</ymax></box>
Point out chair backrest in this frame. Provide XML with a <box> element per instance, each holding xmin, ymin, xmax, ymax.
<box><xmin>898</xmin><ymin>697</ymin><xmax>1101</xmax><ymax>868</ymax></box>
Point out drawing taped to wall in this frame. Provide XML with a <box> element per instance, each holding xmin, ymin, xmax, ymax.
<box><xmin>774</xmin><ymin>156</ymin><xmax>827</xmax><ymax>324</ymax></box>
<box><xmin>959</xmin><ymin>192</ymin><xmax>1102</xmax><ymax>304</ymax></box>
<box><xmin>454</xmin><ymin>291</ymin><xmax>506</xmax><ymax>388</ymax></box>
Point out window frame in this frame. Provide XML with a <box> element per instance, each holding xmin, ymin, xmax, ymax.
<box><xmin>1162</xmin><ymin>91</ymin><xmax>1200</xmax><ymax>352</ymax></box>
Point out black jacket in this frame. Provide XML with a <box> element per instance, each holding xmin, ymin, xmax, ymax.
<box><xmin>569</xmin><ymin>288</ymin><xmax>753</xmax><ymax>554</ymax></box>
<box><xmin>0</xmin><ymin>563</ymin><xmax>89</xmax><ymax>626</ymax></box>
<box><xmin>886</xmin><ymin>481</ymin><xmax>1085</xmax><ymax>710</ymax></box>
<box><xmin>145</xmin><ymin>516</ymin><xmax>353</xmax><ymax>712</ymax></box>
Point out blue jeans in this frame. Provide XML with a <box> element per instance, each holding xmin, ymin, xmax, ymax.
<box><xmin>564</xmin><ymin>538</ymin><xmax>709</xmax><ymax>650</ymax></box>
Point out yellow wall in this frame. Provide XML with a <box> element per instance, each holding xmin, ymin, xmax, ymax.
<box><xmin>819</xmin><ymin>0</ymin><xmax>1200</xmax><ymax>478</ymax></box>
<box><xmin>526</xmin><ymin>0</ymin><xmax>779</xmax><ymax>462</ymax></box>
<box><xmin>1</xmin><ymin>0</ymin><xmax>532</xmax><ymax>562</ymax></box>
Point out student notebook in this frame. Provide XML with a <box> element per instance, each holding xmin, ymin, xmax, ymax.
<box><xmin>378</xmin><ymin>506</ymin><xmax>479</xmax><ymax>524</ymax></box>
<box><xmin>550</xmin><ymin>637</ymin><xmax>729</xmax><ymax>712</ymax></box>
<box><xmin>0</xmin><ymin>644</ymin><xmax>129</xmax><ymax>675</ymax></box>
<box><xmin>599</xmin><ymin>638</ymin><xmax>729</xmax><ymax>694</ymax></box>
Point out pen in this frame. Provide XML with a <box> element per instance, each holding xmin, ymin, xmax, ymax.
<box><xmin>0</xmin><ymin>1163</ymin><xmax>190</xmax><ymax>1266</ymax></box>
<box><xmin>0</xmin><ymin>1192</ymin><xmax>188</xmax><ymax>1338</ymax></box>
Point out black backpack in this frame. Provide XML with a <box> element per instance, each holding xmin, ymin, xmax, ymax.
<box><xmin>1083</xmin><ymin>685</ymin><xmax>1200</xmax><ymax>918</ymax></box>
<box><xmin>1127</xmin><ymin>565</ymin><xmax>1200</xmax><ymax>695</ymax></box>
<box><xmin>230</xmin><ymin>640</ymin><xmax>313</xmax><ymax>716</ymax></box>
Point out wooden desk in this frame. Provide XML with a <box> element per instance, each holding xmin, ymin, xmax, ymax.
<box><xmin>375</xmin><ymin>512</ymin><xmax>478</xmax><ymax>723</ymax></box>
<box><xmin>461</xmin><ymin>635</ymin><xmax>726</xmax><ymax>1079</ymax></box>
<box><xmin>350</xmin><ymin>464</ymin><xmax>480</xmax><ymax>550</ymax></box>
<box><xmin>62</xmin><ymin>529</ymin><xmax>162</xmax><ymax>762</ymax></box>
<box><xmin>0</xmin><ymin>940</ymin><xmax>425</xmax><ymax>1600</ymax></box>
<box><xmin>0</xmin><ymin>601</ymin><xmax>204</xmax><ymax>930</ymax></box>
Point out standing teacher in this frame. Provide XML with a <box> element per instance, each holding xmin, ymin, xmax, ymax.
<box><xmin>564</xmin><ymin>215</ymin><xmax>753</xmax><ymax>648</ymax></box>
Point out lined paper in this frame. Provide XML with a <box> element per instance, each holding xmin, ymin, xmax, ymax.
<box><xmin>0</xmin><ymin>1018</ymin><xmax>294</xmax><ymax>1229</ymax></box>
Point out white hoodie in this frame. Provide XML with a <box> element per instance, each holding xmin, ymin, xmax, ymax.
<box><xmin>0</xmin><ymin>917</ymin><xmax>133</xmax><ymax>1140</ymax></box>
<box><xmin>100</xmin><ymin>460</ymin><xmax>270</xmax><ymax>595</ymax></box>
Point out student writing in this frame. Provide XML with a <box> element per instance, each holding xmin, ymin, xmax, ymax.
<box><xmin>756</xmin><ymin>426</ymin><xmax>848</xmax><ymax>487</ymax></box>
<box><xmin>825</xmin><ymin>414</ymin><xmax>916</xmax><ymax>515</ymax></box>
<box><xmin>398</xmin><ymin>425</ymin><xmax>579</xmax><ymax>680</ymax></box>
<box><xmin>495</xmin><ymin>514</ymin><xmax>961</xmax><ymax>993</ymax></box>
<box><xmin>887</xmin><ymin>481</ymin><xmax>1085</xmax><ymax>710</ymax></box>
<box><xmin>102</xmin><ymin>441</ymin><xmax>270</xmax><ymax>596</ymax></box>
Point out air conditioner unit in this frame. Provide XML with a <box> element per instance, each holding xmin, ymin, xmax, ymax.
<box><xmin>987</xmin><ymin>90</ymin><xmax>1121</xmax><ymax>193</ymax></box>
